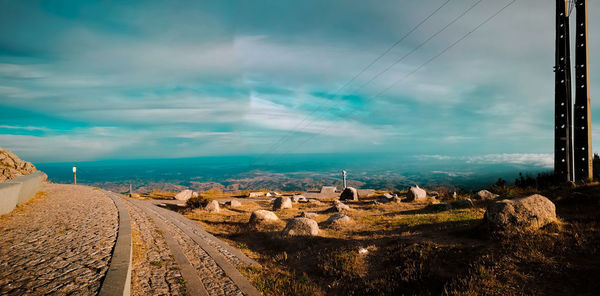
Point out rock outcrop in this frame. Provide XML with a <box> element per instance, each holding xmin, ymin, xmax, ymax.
<box><xmin>484</xmin><ymin>194</ymin><xmax>557</xmax><ymax>231</ymax></box>
<box><xmin>339</xmin><ymin>187</ymin><xmax>359</xmax><ymax>201</ymax></box>
<box><xmin>282</xmin><ymin>218</ymin><xmax>319</xmax><ymax>236</ymax></box>
<box><xmin>0</xmin><ymin>147</ymin><xmax>40</xmax><ymax>182</ymax></box>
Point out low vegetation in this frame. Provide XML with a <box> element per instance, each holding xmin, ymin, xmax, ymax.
<box><xmin>155</xmin><ymin>185</ymin><xmax>600</xmax><ymax>295</ymax></box>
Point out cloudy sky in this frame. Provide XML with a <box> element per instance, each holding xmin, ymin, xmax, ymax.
<box><xmin>0</xmin><ymin>0</ymin><xmax>598</xmax><ymax>165</ymax></box>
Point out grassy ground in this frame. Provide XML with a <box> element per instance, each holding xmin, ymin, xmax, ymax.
<box><xmin>174</xmin><ymin>187</ymin><xmax>600</xmax><ymax>295</ymax></box>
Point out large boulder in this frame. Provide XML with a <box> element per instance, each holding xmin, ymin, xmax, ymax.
<box><xmin>273</xmin><ymin>196</ymin><xmax>292</xmax><ymax>210</ymax></box>
<box><xmin>339</xmin><ymin>187</ymin><xmax>359</xmax><ymax>201</ymax></box>
<box><xmin>0</xmin><ymin>147</ymin><xmax>42</xmax><ymax>182</ymax></box>
<box><xmin>406</xmin><ymin>186</ymin><xmax>427</xmax><ymax>202</ymax></box>
<box><xmin>485</xmin><ymin>194</ymin><xmax>557</xmax><ymax>231</ymax></box>
<box><xmin>205</xmin><ymin>200</ymin><xmax>220</xmax><ymax>213</ymax></box>
<box><xmin>282</xmin><ymin>218</ymin><xmax>319</xmax><ymax>236</ymax></box>
<box><xmin>476</xmin><ymin>190</ymin><xmax>499</xmax><ymax>200</ymax></box>
<box><xmin>249</xmin><ymin>210</ymin><xmax>279</xmax><ymax>224</ymax></box>
<box><xmin>175</xmin><ymin>190</ymin><xmax>198</xmax><ymax>201</ymax></box>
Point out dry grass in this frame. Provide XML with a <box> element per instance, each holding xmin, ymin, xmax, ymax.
<box><xmin>175</xmin><ymin>187</ymin><xmax>600</xmax><ymax>295</ymax></box>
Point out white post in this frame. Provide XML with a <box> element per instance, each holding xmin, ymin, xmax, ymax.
<box><xmin>342</xmin><ymin>170</ymin><xmax>347</xmax><ymax>189</ymax></box>
<box><xmin>72</xmin><ymin>166</ymin><xmax>77</xmax><ymax>184</ymax></box>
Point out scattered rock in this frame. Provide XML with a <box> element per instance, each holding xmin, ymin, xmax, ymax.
<box><xmin>249</xmin><ymin>210</ymin><xmax>279</xmax><ymax>224</ymax></box>
<box><xmin>273</xmin><ymin>196</ymin><xmax>293</xmax><ymax>210</ymax></box>
<box><xmin>406</xmin><ymin>186</ymin><xmax>427</xmax><ymax>202</ymax></box>
<box><xmin>476</xmin><ymin>190</ymin><xmax>499</xmax><ymax>200</ymax></box>
<box><xmin>327</xmin><ymin>201</ymin><xmax>350</xmax><ymax>212</ymax></box>
<box><xmin>485</xmin><ymin>194</ymin><xmax>557</xmax><ymax>231</ymax></box>
<box><xmin>175</xmin><ymin>190</ymin><xmax>197</xmax><ymax>201</ymax></box>
<box><xmin>226</xmin><ymin>200</ymin><xmax>242</xmax><ymax>208</ymax></box>
<box><xmin>358</xmin><ymin>248</ymin><xmax>369</xmax><ymax>255</ymax></box>
<box><xmin>392</xmin><ymin>195</ymin><xmax>402</xmax><ymax>203</ymax></box>
<box><xmin>282</xmin><ymin>218</ymin><xmax>319</xmax><ymax>236</ymax></box>
<box><xmin>249</xmin><ymin>192</ymin><xmax>265</xmax><ymax>198</ymax></box>
<box><xmin>292</xmin><ymin>195</ymin><xmax>307</xmax><ymax>202</ymax></box>
<box><xmin>452</xmin><ymin>199</ymin><xmax>474</xmax><ymax>209</ymax></box>
<box><xmin>0</xmin><ymin>147</ymin><xmax>41</xmax><ymax>182</ymax></box>
<box><xmin>266</xmin><ymin>191</ymin><xmax>281</xmax><ymax>197</ymax></box>
<box><xmin>204</xmin><ymin>200</ymin><xmax>220</xmax><ymax>213</ymax></box>
<box><xmin>428</xmin><ymin>203</ymin><xmax>451</xmax><ymax>211</ymax></box>
<box><xmin>129</xmin><ymin>193</ymin><xmax>141</xmax><ymax>198</ymax></box>
<box><xmin>382</xmin><ymin>193</ymin><xmax>393</xmax><ymax>199</ymax></box>
<box><xmin>453</xmin><ymin>192</ymin><xmax>458</xmax><ymax>199</ymax></box>
<box><xmin>340</xmin><ymin>187</ymin><xmax>359</xmax><ymax>201</ymax></box>
<box><xmin>366</xmin><ymin>200</ymin><xmax>379</xmax><ymax>205</ymax></box>
<box><xmin>299</xmin><ymin>212</ymin><xmax>318</xmax><ymax>218</ymax></box>
<box><xmin>430</xmin><ymin>191</ymin><xmax>440</xmax><ymax>198</ymax></box>
<box><xmin>325</xmin><ymin>213</ymin><xmax>352</xmax><ymax>226</ymax></box>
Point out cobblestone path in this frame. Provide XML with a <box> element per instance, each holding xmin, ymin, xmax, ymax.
<box><xmin>120</xmin><ymin>196</ymin><xmax>261</xmax><ymax>296</ymax></box>
<box><xmin>0</xmin><ymin>184</ymin><xmax>118</xmax><ymax>295</ymax></box>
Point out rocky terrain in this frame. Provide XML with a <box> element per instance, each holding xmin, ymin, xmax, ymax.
<box><xmin>0</xmin><ymin>147</ymin><xmax>41</xmax><ymax>181</ymax></box>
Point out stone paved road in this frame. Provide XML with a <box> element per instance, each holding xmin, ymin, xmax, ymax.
<box><xmin>120</xmin><ymin>196</ymin><xmax>261</xmax><ymax>296</ymax></box>
<box><xmin>0</xmin><ymin>184</ymin><xmax>118</xmax><ymax>295</ymax></box>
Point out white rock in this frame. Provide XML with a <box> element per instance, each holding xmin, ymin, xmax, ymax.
<box><xmin>406</xmin><ymin>186</ymin><xmax>427</xmax><ymax>202</ymax></box>
<box><xmin>205</xmin><ymin>200</ymin><xmax>220</xmax><ymax>213</ymax></box>
<box><xmin>175</xmin><ymin>189</ymin><xmax>195</xmax><ymax>201</ymax></box>
<box><xmin>249</xmin><ymin>210</ymin><xmax>279</xmax><ymax>224</ymax></box>
<box><xmin>476</xmin><ymin>190</ymin><xmax>499</xmax><ymax>200</ymax></box>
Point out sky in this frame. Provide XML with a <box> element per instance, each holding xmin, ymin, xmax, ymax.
<box><xmin>0</xmin><ymin>0</ymin><xmax>599</xmax><ymax>166</ymax></box>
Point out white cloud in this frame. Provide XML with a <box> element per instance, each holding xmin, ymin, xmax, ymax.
<box><xmin>466</xmin><ymin>153</ymin><xmax>553</xmax><ymax>168</ymax></box>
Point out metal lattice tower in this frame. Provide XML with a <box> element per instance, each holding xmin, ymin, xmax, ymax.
<box><xmin>573</xmin><ymin>0</ymin><xmax>593</xmax><ymax>182</ymax></box>
<box><xmin>555</xmin><ymin>0</ymin><xmax>573</xmax><ymax>182</ymax></box>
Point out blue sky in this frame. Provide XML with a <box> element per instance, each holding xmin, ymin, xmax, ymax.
<box><xmin>0</xmin><ymin>0</ymin><xmax>598</xmax><ymax>166</ymax></box>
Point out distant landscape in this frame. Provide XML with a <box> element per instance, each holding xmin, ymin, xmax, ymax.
<box><xmin>37</xmin><ymin>153</ymin><xmax>551</xmax><ymax>193</ymax></box>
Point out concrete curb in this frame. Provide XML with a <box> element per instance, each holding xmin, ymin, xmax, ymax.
<box><xmin>1</xmin><ymin>172</ymin><xmax>45</xmax><ymax>215</ymax></box>
<box><xmin>0</xmin><ymin>183</ymin><xmax>22</xmax><ymax>215</ymax></box>
<box><xmin>100</xmin><ymin>191</ymin><xmax>132</xmax><ymax>296</ymax></box>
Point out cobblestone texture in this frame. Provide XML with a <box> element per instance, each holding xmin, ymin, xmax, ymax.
<box><xmin>0</xmin><ymin>184</ymin><xmax>118</xmax><ymax>296</ymax></box>
<box><xmin>123</xmin><ymin>200</ymin><xmax>187</xmax><ymax>296</ymax></box>
<box><xmin>141</xmin><ymin>205</ymin><xmax>244</xmax><ymax>296</ymax></box>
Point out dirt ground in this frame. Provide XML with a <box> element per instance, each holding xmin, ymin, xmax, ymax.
<box><xmin>160</xmin><ymin>187</ymin><xmax>600</xmax><ymax>296</ymax></box>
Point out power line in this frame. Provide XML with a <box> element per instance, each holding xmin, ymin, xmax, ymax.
<box><xmin>265</xmin><ymin>0</ymin><xmax>518</xmax><ymax>163</ymax></box>
<box><xmin>247</xmin><ymin>0</ymin><xmax>451</xmax><ymax>167</ymax></box>
<box><xmin>257</xmin><ymin>0</ymin><xmax>486</xmax><ymax>163</ymax></box>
